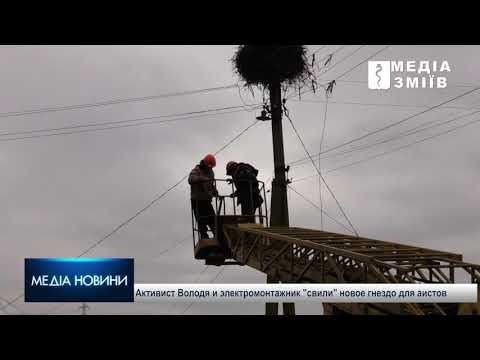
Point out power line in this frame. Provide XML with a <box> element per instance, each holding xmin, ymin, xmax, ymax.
<box><xmin>155</xmin><ymin>235</ymin><xmax>191</xmax><ymax>258</ymax></box>
<box><xmin>236</xmin><ymin>83</ymin><xmax>264</xmax><ymax>111</ymax></box>
<box><xmin>318</xmin><ymin>92</ymin><xmax>329</xmax><ymax>230</ymax></box>
<box><xmin>212</xmin><ymin>121</ymin><xmax>259</xmax><ymax>155</ymax></box>
<box><xmin>129</xmin><ymin>235</ymin><xmax>191</xmax><ymax>315</ymax></box>
<box><xmin>314</xmin><ymin>45</ymin><xmax>345</xmax><ymax>67</ymax></box>
<box><xmin>177</xmin><ymin>265</ymin><xmax>211</xmax><ymax>315</ymax></box>
<box><xmin>239</xmin><ymin>45</ymin><xmax>338</xmax><ymax>102</ymax></box>
<box><xmin>288</xmin><ymin>86</ymin><xmax>480</xmax><ymax>167</ymax></box>
<box><xmin>0</xmin><ymin>105</ymin><xmax>259</xmax><ymax>139</ymax></box>
<box><xmin>0</xmin><ymin>84</ymin><xmax>238</xmax><ymax>119</ymax></box>
<box><xmin>288</xmin><ymin>46</ymin><xmax>391</xmax><ymax>100</ymax></box>
<box><xmin>326</xmin><ymin>45</ymin><xmax>347</xmax><ymax>58</ymax></box>
<box><xmin>179</xmin><ymin>301</ymin><xmax>195</xmax><ymax>315</ymax></box>
<box><xmin>180</xmin><ymin>266</ymin><xmax>226</xmax><ymax>315</ymax></box>
<box><xmin>191</xmin><ymin>265</ymin><xmax>210</xmax><ymax>284</ymax></box>
<box><xmin>311</xmin><ymin>45</ymin><xmax>327</xmax><ymax>56</ymax></box>
<box><xmin>178</xmin><ymin>239</ymin><xmax>231</xmax><ymax>315</ymax></box>
<box><xmin>309</xmin><ymin>46</ymin><xmax>357</xmax><ymax>231</ymax></box>
<box><xmin>77</xmin><ymin>120</ymin><xmax>258</xmax><ymax>258</ymax></box>
<box><xmin>334</xmin><ymin>45</ymin><xmax>390</xmax><ymax>81</ymax></box>
<box><xmin>291</xmin><ymin>106</ymin><xmax>480</xmax><ymax>168</ymax></box>
<box><xmin>288</xmin><ymin>185</ymin><xmax>355</xmax><ymax>235</ymax></box>
<box><xmin>292</xmin><ymin>115</ymin><xmax>480</xmax><ymax>182</ymax></box>
<box><xmin>236</xmin><ymin>45</ymin><xmax>332</xmax><ymax>103</ymax></box>
<box><xmin>44</xmin><ymin>235</ymin><xmax>191</xmax><ymax>315</ymax></box>
<box><xmin>0</xmin><ymin>107</ymin><xmax>260</xmax><ymax>143</ymax></box>
<box><xmin>209</xmin><ymin>267</ymin><xmax>226</xmax><ymax>284</ymax></box>
<box><xmin>318</xmin><ymin>45</ymin><xmax>347</xmax><ymax>65</ymax></box>
<box><xmin>0</xmin><ymin>294</ymin><xmax>23</xmax><ymax>313</ymax></box>
<box><xmin>285</xmin><ymin>45</ymin><xmax>348</xmax><ymax>100</ymax></box>
<box><xmin>330</xmin><ymin>79</ymin><xmax>480</xmax><ymax>89</ymax></box>
<box><xmin>325</xmin><ymin>115</ymin><xmax>480</xmax><ymax>174</ymax></box>
<box><xmin>284</xmin><ymin>108</ymin><xmax>359</xmax><ymax>236</ymax></box>
<box><xmin>292</xmin><ymin>98</ymin><xmax>480</xmax><ymax>111</ymax></box>
<box><xmin>0</xmin><ymin>297</ymin><xmax>23</xmax><ymax>314</ymax></box>
<box><xmin>76</xmin><ymin>174</ymin><xmax>189</xmax><ymax>258</ymax></box>
<box><xmin>323</xmin><ymin>108</ymin><xmax>480</xmax><ymax>162</ymax></box>
<box><xmin>0</xmin><ymin>119</ymin><xmax>259</xmax><ymax>312</ymax></box>
<box><xmin>317</xmin><ymin>45</ymin><xmax>366</xmax><ymax>78</ymax></box>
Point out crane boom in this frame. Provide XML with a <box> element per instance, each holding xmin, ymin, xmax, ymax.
<box><xmin>222</xmin><ymin>224</ymin><xmax>480</xmax><ymax>315</ymax></box>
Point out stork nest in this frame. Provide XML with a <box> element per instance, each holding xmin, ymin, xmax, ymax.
<box><xmin>232</xmin><ymin>45</ymin><xmax>312</xmax><ymax>89</ymax></box>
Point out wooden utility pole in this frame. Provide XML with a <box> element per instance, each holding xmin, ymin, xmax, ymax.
<box><xmin>269</xmin><ymin>82</ymin><xmax>289</xmax><ymax>228</ymax></box>
<box><xmin>80</xmin><ymin>302</ymin><xmax>89</xmax><ymax>315</ymax></box>
<box><xmin>266</xmin><ymin>81</ymin><xmax>295</xmax><ymax>315</ymax></box>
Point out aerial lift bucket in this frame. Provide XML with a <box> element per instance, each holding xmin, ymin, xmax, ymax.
<box><xmin>191</xmin><ymin>179</ymin><xmax>268</xmax><ymax>266</ymax></box>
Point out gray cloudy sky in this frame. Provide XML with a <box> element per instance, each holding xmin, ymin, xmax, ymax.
<box><xmin>1</xmin><ymin>45</ymin><xmax>479</xmax><ymax>315</ymax></box>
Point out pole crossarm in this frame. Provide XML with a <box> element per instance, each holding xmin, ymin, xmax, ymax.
<box><xmin>223</xmin><ymin>225</ymin><xmax>480</xmax><ymax>315</ymax></box>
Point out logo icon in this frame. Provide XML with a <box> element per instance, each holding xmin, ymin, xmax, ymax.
<box><xmin>25</xmin><ymin>258</ymin><xmax>134</xmax><ymax>302</ymax></box>
<box><xmin>368</xmin><ymin>61</ymin><xmax>390</xmax><ymax>89</ymax></box>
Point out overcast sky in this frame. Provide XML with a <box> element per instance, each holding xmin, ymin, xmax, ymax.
<box><xmin>1</xmin><ymin>45</ymin><xmax>479</xmax><ymax>315</ymax></box>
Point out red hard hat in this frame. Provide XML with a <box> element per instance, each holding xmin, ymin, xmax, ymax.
<box><xmin>203</xmin><ymin>154</ymin><xmax>216</xmax><ymax>168</ymax></box>
<box><xmin>226</xmin><ymin>161</ymin><xmax>237</xmax><ymax>175</ymax></box>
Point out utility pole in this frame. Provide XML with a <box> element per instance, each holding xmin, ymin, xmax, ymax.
<box><xmin>269</xmin><ymin>82</ymin><xmax>289</xmax><ymax>228</ymax></box>
<box><xmin>266</xmin><ymin>81</ymin><xmax>295</xmax><ymax>316</ymax></box>
<box><xmin>79</xmin><ymin>302</ymin><xmax>89</xmax><ymax>315</ymax></box>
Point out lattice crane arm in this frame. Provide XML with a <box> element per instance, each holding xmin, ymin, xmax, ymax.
<box><xmin>222</xmin><ymin>224</ymin><xmax>480</xmax><ymax>315</ymax></box>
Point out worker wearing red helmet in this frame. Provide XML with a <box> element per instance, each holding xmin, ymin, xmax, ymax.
<box><xmin>189</xmin><ymin>154</ymin><xmax>218</xmax><ymax>239</ymax></box>
<box><xmin>226</xmin><ymin>161</ymin><xmax>263</xmax><ymax>216</ymax></box>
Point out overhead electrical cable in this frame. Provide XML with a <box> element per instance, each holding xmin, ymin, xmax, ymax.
<box><xmin>0</xmin><ymin>119</ymin><xmax>259</xmax><ymax>312</ymax></box>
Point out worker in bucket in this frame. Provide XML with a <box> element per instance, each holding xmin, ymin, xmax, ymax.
<box><xmin>226</xmin><ymin>161</ymin><xmax>263</xmax><ymax>216</ymax></box>
<box><xmin>189</xmin><ymin>154</ymin><xmax>218</xmax><ymax>239</ymax></box>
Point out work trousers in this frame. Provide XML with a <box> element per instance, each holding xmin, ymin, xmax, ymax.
<box><xmin>191</xmin><ymin>199</ymin><xmax>216</xmax><ymax>239</ymax></box>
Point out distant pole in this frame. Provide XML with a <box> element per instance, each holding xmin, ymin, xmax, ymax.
<box><xmin>80</xmin><ymin>302</ymin><xmax>89</xmax><ymax>315</ymax></box>
<box><xmin>266</xmin><ymin>81</ymin><xmax>295</xmax><ymax>316</ymax></box>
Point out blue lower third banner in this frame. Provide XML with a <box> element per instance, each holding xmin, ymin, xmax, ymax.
<box><xmin>25</xmin><ymin>258</ymin><xmax>134</xmax><ymax>302</ymax></box>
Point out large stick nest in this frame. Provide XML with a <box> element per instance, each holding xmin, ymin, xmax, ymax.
<box><xmin>232</xmin><ymin>45</ymin><xmax>311</xmax><ymax>89</ymax></box>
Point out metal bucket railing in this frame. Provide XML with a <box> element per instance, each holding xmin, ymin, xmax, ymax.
<box><xmin>191</xmin><ymin>178</ymin><xmax>268</xmax><ymax>254</ymax></box>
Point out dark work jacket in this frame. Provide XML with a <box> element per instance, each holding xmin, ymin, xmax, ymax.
<box><xmin>188</xmin><ymin>161</ymin><xmax>216</xmax><ymax>201</ymax></box>
<box><xmin>231</xmin><ymin>163</ymin><xmax>263</xmax><ymax>206</ymax></box>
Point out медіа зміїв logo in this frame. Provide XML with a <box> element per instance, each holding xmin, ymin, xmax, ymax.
<box><xmin>368</xmin><ymin>60</ymin><xmax>451</xmax><ymax>90</ymax></box>
<box><xmin>368</xmin><ymin>61</ymin><xmax>391</xmax><ymax>89</ymax></box>
<box><xmin>24</xmin><ymin>258</ymin><xmax>134</xmax><ymax>302</ymax></box>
